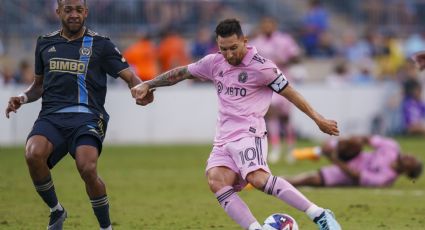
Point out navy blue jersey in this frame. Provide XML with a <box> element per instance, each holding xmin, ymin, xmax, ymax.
<box><xmin>34</xmin><ymin>28</ymin><xmax>129</xmax><ymax>120</ymax></box>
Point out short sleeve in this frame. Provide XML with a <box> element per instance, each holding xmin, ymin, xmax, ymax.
<box><xmin>187</xmin><ymin>54</ymin><xmax>215</xmax><ymax>81</ymax></box>
<box><xmin>34</xmin><ymin>37</ymin><xmax>44</xmax><ymax>75</ymax></box>
<box><xmin>100</xmin><ymin>39</ymin><xmax>130</xmax><ymax>78</ymax></box>
<box><xmin>261</xmin><ymin>67</ymin><xmax>289</xmax><ymax>93</ymax></box>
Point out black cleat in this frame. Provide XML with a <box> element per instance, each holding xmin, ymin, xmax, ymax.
<box><xmin>47</xmin><ymin>208</ymin><xmax>67</xmax><ymax>230</ymax></box>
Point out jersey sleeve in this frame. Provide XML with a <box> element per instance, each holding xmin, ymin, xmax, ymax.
<box><xmin>187</xmin><ymin>54</ymin><xmax>216</xmax><ymax>81</ymax></box>
<box><xmin>261</xmin><ymin>67</ymin><xmax>289</xmax><ymax>93</ymax></box>
<box><xmin>34</xmin><ymin>37</ymin><xmax>44</xmax><ymax>76</ymax></box>
<box><xmin>100</xmin><ymin>39</ymin><xmax>130</xmax><ymax>78</ymax></box>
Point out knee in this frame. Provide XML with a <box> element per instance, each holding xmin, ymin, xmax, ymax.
<box><xmin>246</xmin><ymin>170</ymin><xmax>270</xmax><ymax>190</ymax></box>
<box><xmin>77</xmin><ymin>162</ymin><xmax>98</xmax><ymax>182</ymax></box>
<box><xmin>25</xmin><ymin>145</ymin><xmax>48</xmax><ymax>165</ymax></box>
<box><xmin>207</xmin><ymin>176</ymin><xmax>228</xmax><ymax>193</ymax></box>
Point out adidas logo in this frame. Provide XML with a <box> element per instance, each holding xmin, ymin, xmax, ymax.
<box><xmin>248</xmin><ymin>162</ymin><xmax>256</xmax><ymax>167</ymax></box>
<box><xmin>48</xmin><ymin>46</ymin><xmax>56</xmax><ymax>52</ymax></box>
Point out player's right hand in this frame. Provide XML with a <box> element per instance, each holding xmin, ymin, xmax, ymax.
<box><xmin>131</xmin><ymin>83</ymin><xmax>154</xmax><ymax>106</ymax></box>
<box><xmin>5</xmin><ymin>96</ymin><xmax>23</xmax><ymax>118</ymax></box>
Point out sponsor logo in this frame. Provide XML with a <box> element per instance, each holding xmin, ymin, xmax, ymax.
<box><xmin>48</xmin><ymin>46</ymin><xmax>56</xmax><ymax>52</ymax></box>
<box><xmin>225</xmin><ymin>86</ymin><xmax>247</xmax><ymax>97</ymax></box>
<box><xmin>217</xmin><ymin>81</ymin><xmax>223</xmax><ymax>94</ymax></box>
<box><xmin>248</xmin><ymin>162</ymin><xmax>256</xmax><ymax>167</ymax></box>
<box><xmin>249</xmin><ymin>127</ymin><xmax>256</xmax><ymax>133</ymax></box>
<box><xmin>49</xmin><ymin>58</ymin><xmax>87</xmax><ymax>74</ymax></box>
<box><xmin>219</xmin><ymin>70</ymin><xmax>224</xmax><ymax>78</ymax></box>
<box><xmin>238</xmin><ymin>71</ymin><xmax>248</xmax><ymax>83</ymax></box>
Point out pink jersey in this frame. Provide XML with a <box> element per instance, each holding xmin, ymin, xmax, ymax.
<box><xmin>188</xmin><ymin>46</ymin><xmax>289</xmax><ymax>145</ymax></box>
<box><xmin>249</xmin><ymin>31</ymin><xmax>300</xmax><ymax>69</ymax></box>
<box><xmin>322</xmin><ymin>135</ymin><xmax>399</xmax><ymax>187</ymax></box>
<box><xmin>354</xmin><ymin>136</ymin><xmax>399</xmax><ymax>186</ymax></box>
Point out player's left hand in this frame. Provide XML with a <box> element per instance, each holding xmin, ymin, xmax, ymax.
<box><xmin>317</xmin><ymin>118</ymin><xmax>339</xmax><ymax>136</ymax></box>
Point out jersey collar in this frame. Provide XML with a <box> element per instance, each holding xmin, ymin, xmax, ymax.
<box><xmin>240</xmin><ymin>46</ymin><xmax>257</xmax><ymax>66</ymax></box>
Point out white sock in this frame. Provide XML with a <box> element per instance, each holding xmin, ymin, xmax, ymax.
<box><xmin>248</xmin><ymin>221</ymin><xmax>262</xmax><ymax>230</ymax></box>
<box><xmin>100</xmin><ymin>225</ymin><xmax>112</xmax><ymax>230</ymax></box>
<box><xmin>50</xmin><ymin>202</ymin><xmax>63</xmax><ymax>212</ymax></box>
<box><xmin>305</xmin><ymin>204</ymin><xmax>324</xmax><ymax>220</ymax></box>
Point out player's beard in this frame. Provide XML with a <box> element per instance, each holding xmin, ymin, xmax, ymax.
<box><xmin>62</xmin><ymin>18</ymin><xmax>86</xmax><ymax>35</ymax></box>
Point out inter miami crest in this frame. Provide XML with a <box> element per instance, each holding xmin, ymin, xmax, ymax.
<box><xmin>238</xmin><ymin>71</ymin><xmax>248</xmax><ymax>83</ymax></box>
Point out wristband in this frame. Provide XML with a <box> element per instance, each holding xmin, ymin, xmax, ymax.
<box><xmin>18</xmin><ymin>93</ymin><xmax>28</xmax><ymax>104</ymax></box>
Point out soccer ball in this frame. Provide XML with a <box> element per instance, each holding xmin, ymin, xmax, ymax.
<box><xmin>262</xmin><ymin>213</ymin><xmax>299</xmax><ymax>230</ymax></box>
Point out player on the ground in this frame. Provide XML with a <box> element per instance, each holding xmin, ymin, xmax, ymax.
<box><xmin>286</xmin><ymin>135</ymin><xmax>423</xmax><ymax>187</ymax></box>
<box><xmin>132</xmin><ymin>18</ymin><xmax>341</xmax><ymax>230</ymax></box>
<box><xmin>5</xmin><ymin>0</ymin><xmax>153</xmax><ymax>229</ymax></box>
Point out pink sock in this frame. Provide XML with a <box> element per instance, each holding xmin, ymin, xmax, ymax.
<box><xmin>215</xmin><ymin>186</ymin><xmax>257</xmax><ymax>229</ymax></box>
<box><xmin>264</xmin><ymin>175</ymin><xmax>312</xmax><ymax>211</ymax></box>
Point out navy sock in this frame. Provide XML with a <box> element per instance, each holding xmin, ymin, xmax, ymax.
<box><xmin>91</xmin><ymin>195</ymin><xmax>111</xmax><ymax>228</ymax></box>
<box><xmin>34</xmin><ymin>175</ymin><xmax>58</xmax><ymax>209</ymax></box>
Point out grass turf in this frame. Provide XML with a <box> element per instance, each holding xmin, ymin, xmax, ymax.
<box><xmin>0</xmin><ymin>137</ymin><xmax>424</xmax><ymax>229</ymax></box>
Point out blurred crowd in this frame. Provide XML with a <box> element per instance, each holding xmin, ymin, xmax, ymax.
<box><xmin>1</xmin><ymin>0</ymin><xmax>425</xmax><ymax>137</ymax></box>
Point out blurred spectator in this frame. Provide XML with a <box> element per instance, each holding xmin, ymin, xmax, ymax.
<box><xmin>351</xmin><ymin>59</ymin><xmax>376</xmax><ymax>85</ymax></box>
<box><xmin>123</xmin><ymin>33</ymin><xmax>159</xmax><ymax>81</ymax></box>
<box><xmin>338</xmin><ymin>30</ymin><xmax>373</xmax><ymax>65</ymax></box>
<box><xmin>190</xmin><ymin>26</ymin><xmax>216</xmax><ymax>60</ymax></box>
<box><xmin>285</xmin><ymin>135</ymin><xmax>422</xmax><ymax>187</ymax></box>
<box><xmin>13</xmin><ymin>59</ymin><xmax>33</xmax><ymax>85</ymax></box>
<box><xmin>375</xmin><ymin>32</ymin><xmax>405</xmax><ymax>79</ymax></box>
<box><xmin>249</xmin><ymin>16</ymin><xmax>302</xmax><ymax>163</ymax></box>
<box><xmin>404</xmin><ymin>32</ymin><xmax>425</xmax><ymax>58</ymax></box>
<box><xmin>401</xmin><ymin>79</ymin><xmax>425</xmax><ymax>135</ymax></box>
<box><xmin>158</xmin><ymin>29</ymin><xmax>191</xmax><ymax>72</ymax></box>
<box><xmin>0</xmin><ymin>65</ymin><xmax>16</xmax><ymax>87</ymax></box>
<box><xmin>325</xmin><ymin>60</ymin><xmax>351</xmax><ymax>87</ymax></box>
<box><xmin>312</xmin><ymin>31</ymin><xmax>336</xmax><ymax>58</ymax></box>
<box><xmin>301</xmin><ymin>0</ymin><xmax>329</xmax><ymax>57</ymax></box>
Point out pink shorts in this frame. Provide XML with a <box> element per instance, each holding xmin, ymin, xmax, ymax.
<box><xmin>206</xmin><ymin>136</ymin><xmax>271</xmax><ymax>191</ymax></box>
<box><xmin>320</xmin><ymin>165</ymin><xmax>356</xmax><ymax>186</ymax></box>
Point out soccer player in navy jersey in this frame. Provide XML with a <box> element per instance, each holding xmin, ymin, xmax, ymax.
<box><xmin>5</xmin><ymin>1</ymin><xmax>153</xmax><ymax>229</ymax></box>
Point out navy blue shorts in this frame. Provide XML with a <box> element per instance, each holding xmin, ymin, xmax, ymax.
<box><xmin>28</xmin><ymin>113</ymin><xmax>108</xmax><ymax>169</ymax></box>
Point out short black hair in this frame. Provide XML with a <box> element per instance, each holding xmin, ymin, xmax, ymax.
<box><xmin>57</xmin><ymin>0</ymin><xmax>87</xmax><ymax>6</ymax></box>
<box><xmin>215</xmin><ymin>18</ymin><xmax>244</xmax><ymax>38</ymax></box>
<box><xmin>407</xmin><ymin>160</ymin><xmax>423</xmax><ymax>179</ymax></box>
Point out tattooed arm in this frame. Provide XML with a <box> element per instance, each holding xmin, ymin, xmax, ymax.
<box><xmin>131</xmin><ymin>66</ymin><xmax>194</xmax><ymax>105</ymax></box>
<box><xmin>146</xmin><ymin>66</ymin><xmax>194</xmax><ymax>88</ymax></box>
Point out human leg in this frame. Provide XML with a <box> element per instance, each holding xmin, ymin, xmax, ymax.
<box><xmin>74</xmin><ymin>135</ymin><xmax>111</xmax><ymax>229</ymax></box>
<box><xmin>207</xmin><ymin>166</ymin><xmax>261</xmax><ymax>230</ymax></box>
<box><xmin>285</xmin><ymin>171</ymin><xmax>324</xmax><ymax>187</ymax></box>
<box><xmin>247</xmin><ymin>170</ymin><xmax>341</xmax><ymax>229</ymax></box>
<box><xmin>26</xmin><ymin>118</ymin><xmax>68</xmax><ymax>229</ymax></box>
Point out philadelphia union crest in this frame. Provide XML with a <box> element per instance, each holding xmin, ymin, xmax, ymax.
<box><xmin>238</xmin><ymin>71</ymin><xmax>248</xmax><ymax>83</ymax></box>
<box><xmin>79</xmin><ymin>47</ymin><xmax>92</xmax><ymax>57</ymax></box>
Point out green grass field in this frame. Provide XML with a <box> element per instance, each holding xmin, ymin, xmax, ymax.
<box><xmin>0</xmin><ymin>137</ymin><xmax>424</xmax><ymax>230</ymax></box>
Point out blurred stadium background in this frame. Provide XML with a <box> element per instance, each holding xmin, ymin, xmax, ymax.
<box><xmin>1</xmin><ymin>0</ymin><xmax>425</xmax><ymax>229</ymax></box>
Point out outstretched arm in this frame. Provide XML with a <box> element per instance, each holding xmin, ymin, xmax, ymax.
<box><xmin>131</xmin><ymin>66</ymin><xmax>194</xmax><ymax>105</ymax></box>
<box><xmin>5</xmin><ymin>75</ymin><xmax>43</xmax><ymax>118</ymax></box>
<box><xmin>279</xmin><ymin>84</ymin><xmax>339</xmax><ymax>136</ymax></box>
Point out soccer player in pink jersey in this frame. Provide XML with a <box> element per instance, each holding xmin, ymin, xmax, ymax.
<box><xmin>132</xmin><ymin>18</ymin><xmax>341</xmax><ymax>230</ymax></box>
<box><xmin>250</xmin><ymin>17</ymin><xmax>302</xmax><ymax>164</ymax></box>
<box><xmin>286</xmin><ymin>135</ymin><xmax>423</xmax><ymax>187</ymax></box>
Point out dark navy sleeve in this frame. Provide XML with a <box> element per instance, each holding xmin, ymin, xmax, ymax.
<box><xmin>34</xmin><ymin>37</ymin><xmax>44</xmax><ymax>75</ymax></box>
<box><xmin>100</xmin><ymin>39</ymin><xmax>129</xmax><ymax>78</ymax></box>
